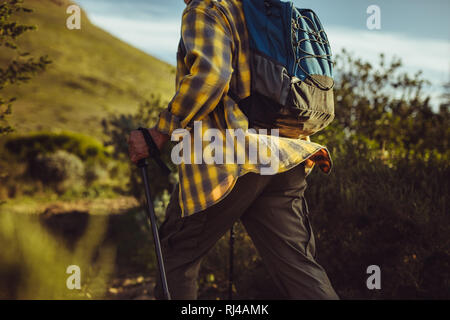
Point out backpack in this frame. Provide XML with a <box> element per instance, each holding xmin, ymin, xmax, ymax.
<box><xmin>236</xmin><ymin>0</ymin><xmax>335</xmax><ymax>138</ymax></box>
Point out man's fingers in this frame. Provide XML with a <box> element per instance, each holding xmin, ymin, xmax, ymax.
<box><xmin>128</xmin><ymin>129</ymin><xmax>152</xmax><ymax>164</ymax></box>
<box><xmin>132</xmin><ymin>154</ymin><xmax>146</xmax><ymax>164</ymax></box>
<box><xmin>131</xmin><ymin>152</ymin><xmax>141</xmax><ymax>164</ymax></box>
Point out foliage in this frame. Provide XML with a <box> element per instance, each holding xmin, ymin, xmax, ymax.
<box><xmin>102</xmin><ymin>95</ymin><xmax>177</xmax><ymax>203</ymax></box>
<box><xmin>4</xmin><ymin>131</ymin><xmax>110</xmax><ymax>162</ymax></box>
<box><xmin>84</xmin><ymin>163</ymin><xmax>109</xmax><ymax>187</ymax></box>
<box><xmin>195</xmin><ymin>51</ymin><xmax>450</xmax><ymax>299</ymax></box>
<box><xmin>196</xmin><ymin>154</ymin><xmax>449</xmax><ymax>300</ymax></box>
<box><xmin>305</xmin><ymin>152</ymin><xmax>449</xmax><ymax>299</ymax></box>
<box><xmin>0</xmin><ymin>212</ymin><xmax>115</xmax><ymax>299</ymax></box>
<box><xmin>302</xmin><ymin>52</ymin><xmax>448</xmax><ymax>299</ymax></box>
<box><xmin>30</xmin><ymin>150</ymin><xmax>85</xmax><ymax>194</ymax></box>
<box><xmin>0</xmin><ymin>0</ymin><xmax>50</xmax><ymax>135</ymax></box>
<box><xmin>1</xmin><ymin>131</ymin><xmax>112</xmax><ymax>198</ymax></box>
<box><xmin>317</xmin><ymin>49</ymin><xmax>449</xmax><ymax>158</ymax></box>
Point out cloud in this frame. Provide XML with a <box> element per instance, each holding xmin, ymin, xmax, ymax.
<box><xmin>328</xmin><ymin>26</ymin><xmax>450</xmax><ymax>106</ymax></box>
<box><xmin>87</xmin><ymin>15</ymin><xmax>181</xmax><ymax>64</ymax></box>
<box><xmin>328</xmin><ymin>26</ymin><xmax>450</xmax><ymax>83</ymax></box>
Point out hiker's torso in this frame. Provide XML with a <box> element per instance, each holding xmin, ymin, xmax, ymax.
<box><xmin>167</xmin><ymin>0</ymin><xmax>332</xmax><ymax>216</ymax></box>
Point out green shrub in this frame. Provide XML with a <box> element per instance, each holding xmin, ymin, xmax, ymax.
<box><xmin>1</xmin><ymin>131</ymin><xmax>113</xmax><ymax>195</ymax></box>
<box><xmin>4</xmin><ymin>131</ymin><xmax>109</xmax><ymax>162</ymax></box>
<box><xmin>102</xmin><ymin>96</ymin><xmax>176</xmax><ymax>202</ymax></box>
<box><xmin>195</xmin><ymin>154</ymin><xmax>449</xmax><ymax>300</ymax></box>
<box><xmin>84</xmin><ymin>162</ymin><xmax>109</xmax><ymax>186</ymax></box>
<box><xmin>303</xmin><ymin>154</ymin><xmax>449</xmax><ymax>299</ymax></box>
<box><xmin>30</xmin><ymin>150</ymin><xmax>85</xmax><ymax>193</ymax></box>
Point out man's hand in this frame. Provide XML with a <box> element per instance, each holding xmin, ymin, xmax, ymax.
<box><xmin>128</xmin><ymin>128</ymin><xmax>169</xmax><ymax>164</ymax></box>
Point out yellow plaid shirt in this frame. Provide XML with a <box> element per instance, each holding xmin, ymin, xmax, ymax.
<box><xmin>156</xmin><ymin>0</ymin><xmax>332</xmax><ymax>216</ymax></box>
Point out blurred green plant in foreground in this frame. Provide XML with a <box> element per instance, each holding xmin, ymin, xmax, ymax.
<box><xmin>0</xmin><ymin>212</ymin><xmax>115</xmax><ymax>299</ymax></box>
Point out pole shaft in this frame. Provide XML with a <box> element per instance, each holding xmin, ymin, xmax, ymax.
<box><xmin>141</xmin><ymin>167</ymin><xmax>171</xmax><ymax>300</ymax></box>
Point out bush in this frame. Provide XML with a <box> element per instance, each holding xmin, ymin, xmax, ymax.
<box><xmin>1</xmin><ymin>132</ymin><xmax>113</xmax><ymax>195</ymax></box>
<box><xmin>195</xmin><ymin>154</ymin><xmax>449</xmax><ymax>300</ymax></box>
<box><xmin>4</xmin><ymin>131</ymin><xmax>109</xmax><ymax>162</ymax></box>
<box><xmin>84</xmin><ymin>162</ymin><xmax>109</xmax><ymax>187</ymax></box>
<box><xmin>303</xmin><ymin>154</ymin><xmax>449</xmax><ymax>299</ymax></box>
<box><xmin>29</xmin><ymin>150</ymin><xmax>85</xmax><ymax>193</ymax></box>
<box><xmin>102</xmin><ymin>95</ymin><xmax>177</xmax><ymax>202</ymax></box>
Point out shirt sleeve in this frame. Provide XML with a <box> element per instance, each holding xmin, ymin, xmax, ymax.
<box><xmin>155</xmin><ymin>5</ymin><xmax>233</xmax><ymax>135</ymax></box>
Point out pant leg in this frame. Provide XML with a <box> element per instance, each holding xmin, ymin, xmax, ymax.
<box><xmin>241</xmin><ymin>163</ymin><xmax>339</xmax><ymax>300</ymax></box>
<box><xmin>154</xmin><ymin>172</ymin><xmax>272</xmax><ymax>300</ymax></box>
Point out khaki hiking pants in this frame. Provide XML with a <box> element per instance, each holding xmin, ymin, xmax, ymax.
<box><xmin>154</xmin><ymin>163</ymin><xmax>339</xmax><ymax>300</ymax></box>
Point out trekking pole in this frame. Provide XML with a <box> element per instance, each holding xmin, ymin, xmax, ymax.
<box><xmin>137</xmin><ymin>127</ymin><xmax>171</xmax><ymax>300</ymax></box>
<box><xmin>228</xmin><ymin>222</ymin><xmax>236</xmax><ymax>300</ymax></box>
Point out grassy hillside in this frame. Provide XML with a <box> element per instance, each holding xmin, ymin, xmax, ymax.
<box><xmin>1</xmin><ymin>0</ymin><xmax>175</xmax><ymax>136</ymax></box>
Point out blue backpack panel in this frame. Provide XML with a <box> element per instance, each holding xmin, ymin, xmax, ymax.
<box><xmin>238</xmin><ymin>0</ymin><xmax>335</xmax><ymax>138</ymax></box>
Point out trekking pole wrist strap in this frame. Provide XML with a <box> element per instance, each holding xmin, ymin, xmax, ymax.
<box><xmin>138</xmin><ymin>127</ymin><xmax>160</xmax><ymax>157</ymax></box>
<box><xmin>137</xmin><ymin>127</ymin><xmax>171</xmax><ymax>176</ymax></box>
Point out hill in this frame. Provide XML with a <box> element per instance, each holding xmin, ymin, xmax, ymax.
<box><xmin>1</xmin><ymin>0</ymin><xmax>176</xmax><ymax>136</ymax></box>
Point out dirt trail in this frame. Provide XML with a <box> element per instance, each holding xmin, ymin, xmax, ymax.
<box><xmin>106</xmin><ymin>275</ymin><xmax>155</xmax><ymax>300</ymax></box>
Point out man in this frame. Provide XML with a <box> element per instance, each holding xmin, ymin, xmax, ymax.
<box><xmin>128</xmin><ymin>0</ymin><xmax>338</xmax><ymax>300</ymax></box>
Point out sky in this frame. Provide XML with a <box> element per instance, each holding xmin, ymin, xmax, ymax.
<box><xmin>76</xmin><ymin>0</ymin><xmax>450</xmax><ymax>106</ymax></box>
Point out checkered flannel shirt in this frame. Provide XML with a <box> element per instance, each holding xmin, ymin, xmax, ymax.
<box><xmin>155</xmin><ymin>0</ymin><xmax>332</xmax><ymax>216</ymax></box>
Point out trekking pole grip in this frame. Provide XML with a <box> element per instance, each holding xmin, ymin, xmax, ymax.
<box><xmin>137</xmin><ymin>127</ymin><xmax>171</xmax><ymax>175</ymax></box>
<box><xmin>137</xmin><ymin>158</ymin><xmax>148</xmax><ymax>168</ymax></box>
